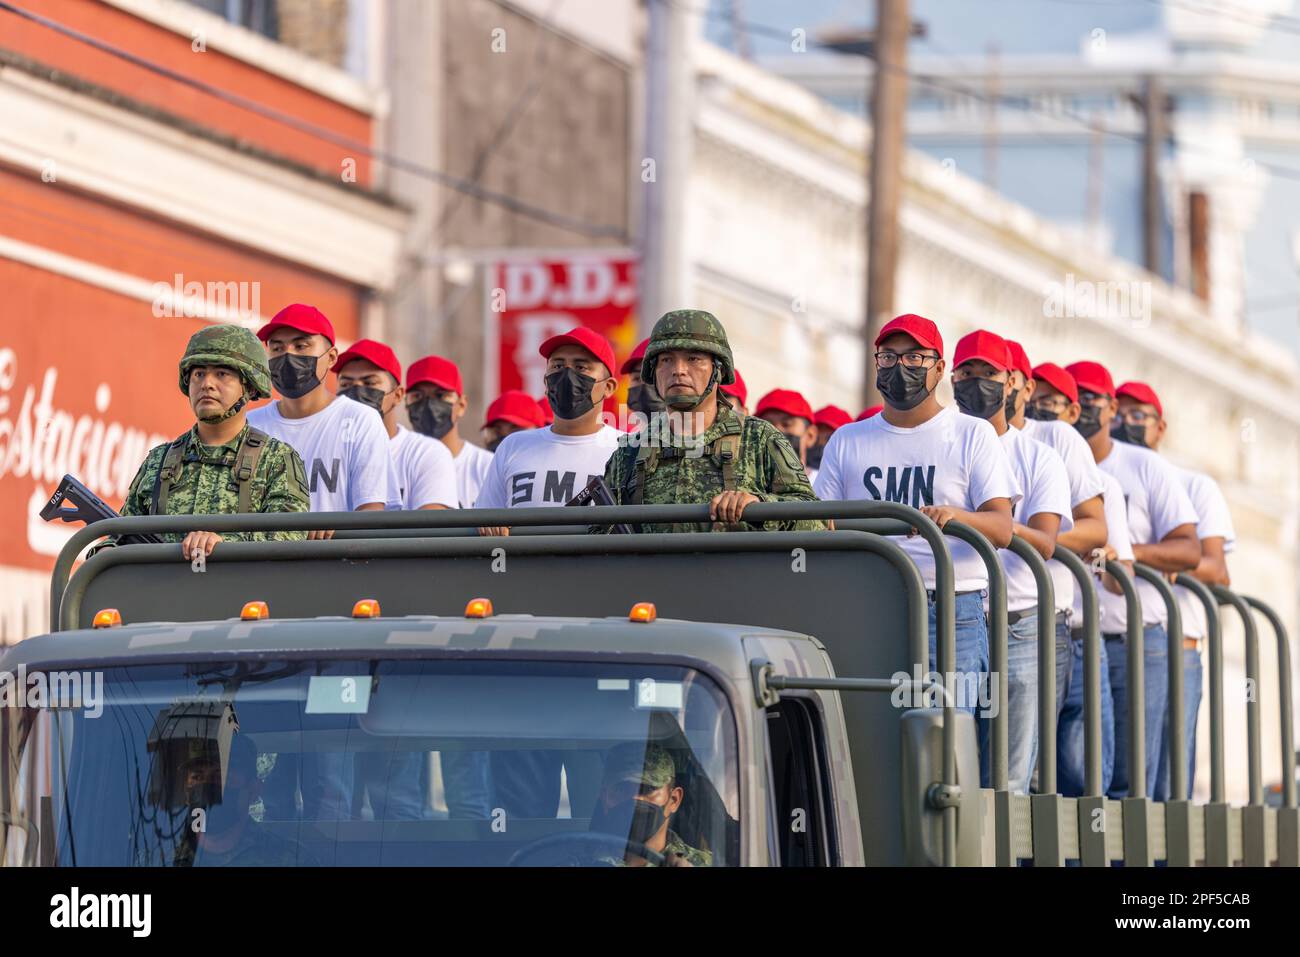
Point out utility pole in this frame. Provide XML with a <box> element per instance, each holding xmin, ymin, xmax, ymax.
<box><xmin>863</xmin><ymin>1</ymin><xmax>911</xmax><ymax>408</ymax></box>
<box><xmin>1141</xmin><ymin>75</ymin><xmax>1166</xmax><ymax>277</ymax></box>
<box><xmin>820</xmin><ymin>6</ymin><xmax>921</xmax><ymax>408</ymax></box>
<box><xmin>640</xmin><ymin>0</ymin><xmax>695</xmax><ymax>333</ymax></box>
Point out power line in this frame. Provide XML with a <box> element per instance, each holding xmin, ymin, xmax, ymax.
<box><xmin>0</xmin><ymin>0</ymin><xmax>629</xmax><ymax>241</ymax></box>
<box><xmin>1142</xmin><ymin>0</ymin><xmax>1300</xmax><ymax>37</ymax></box>
<box><xmin>670</xmin><ymin>0</ymin><xmax>1300</xmax><ymax>182</ymax></box>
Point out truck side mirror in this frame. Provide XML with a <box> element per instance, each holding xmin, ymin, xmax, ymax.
<box><xmin>899</xmin><ymin>708</ymin><xmax>984</xmax><ymax>866</ymax></box>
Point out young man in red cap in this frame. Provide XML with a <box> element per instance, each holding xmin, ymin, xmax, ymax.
<box><xmin>811</xmin><ymin>405</ymin><xmax>853</xmax><ymax>473</ymax></box>
<box><xmin>719</xmin><ymin>368</ymin><xmax>748</xmax><ymax>416</ymax></box>
<box><xmin>622</xmin><ymin>337</ymin><xmax>665</xmax><ymax>427</ymax></box>
<box><xmin>754</xmin><ymin>388</ymin><xmax>818</xmax><ymax>475</ymax></box>
<box><xmin>951</xmin><ymin>329</ymin><xmax>1072</xmax><ymax>792</ymax></box>
<box><xmin>1064</xmin><ymin>360</ymin><xmax>1200</xmax><ymax>800</ymax></box>
<box><xmin>335</xmin><ymin>340</ymin><xmax>457</xmax><ymax>510</ymax></box>
<box><xmin>481</xmin><ymin>391</ymin><xmax>543</xmax><ymax>452</ymax></box>
<box><xmin>474</xmin><ymin>326</ymin><xmax>621</xmax><ymax>527</ymax></box>
<box><xmin>249</xmin><ymin>304</ymin><xmax>393</xmax><ymax>541</ymax></box>
<box><xmin>1003</xmin><ymin>349</ymin><xmax>1110</xmax><ymax>794</ymax></box>
<box><xmin>1115</xmin><ymin>380</ymin><xmax>1234</xmax><ymax>800</ymax></box>
<box><xmin>405</xmin><ymin>355</ymin><xmax>494</xmax><ymax>509</ymax></box>
<box><xmin>815</xmin><ymin>314</ymin><xmax>1019</xmax><ymax>715</ymax></box>
<box><xmin>1027</xmin><ymin>362</ymin><xmax>1129</xmax><ymax>796</ymax></box>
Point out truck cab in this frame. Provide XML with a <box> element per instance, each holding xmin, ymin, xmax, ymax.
<box><xmin>2</xmin><ymin>607</ymin><xmax>863</xmax><ymax>867</ymax></box>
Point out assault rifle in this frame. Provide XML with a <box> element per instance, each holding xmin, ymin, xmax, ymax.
<box><xmin>40</xmin><ymin>474</ymin><xmax>163</xmax><ymax>546</ymax></box>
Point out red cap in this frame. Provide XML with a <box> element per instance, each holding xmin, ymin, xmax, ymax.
<box><xmin>1116</xmin><ymin>380</ymin><xmax>1163</xmax><ymax>417</ymax></box>
<box><xmin>814</xmin><ymin>405</ymin><xmax>853</xmax><ymax>430</ymax></box>
<box><xmin>536</xmin><ymin>395</ymin><xmax>554</xmax><ymax>425</ymax></box>
<box><xmin>856</xmin><ymin>405</ymin><xmax>884</xmax><ymax>421</ymax></box>
<box><xmin>538</xmin><ymin>326</ymin><xmax>616</xmax><ymax>379</ymax></box>
<box><xmin>407</xmin><ymin>355</ymin><xmax>463</xmax><ymax>394</ymax></box>
<box><xmin>257</xmin><ymin>303</ymin><xmax>335</xmax><ymax>345</ymax></box>
<box><xmin>332</xmin><ymin>338</ymin><xmax>401</xmax><ymax>382</ymax></box>
<box><xmin>1031</xmin><ymin>363</ymin><xmax>1078</xmax><ymax>404</ymax></box>
<box><xmin>621</xmin><ymin>338</ymin><xmax>650</xmax><ymax>376</ymax></box>
<box><xmin>484</xmin><ymin>390</ymin><xmax>543</xmax><ymax>429</ymax></box>
<box><xmin>953</xmin><ymin>329</ymin><xmax>1011</xmax><ymax>372</ymax></box>
<box><xmin>875</xmin><ymin>313</ymin><xmax>943</xmax><ymax>356</ymax></box>
<box><xmin>755</xmin><ymin>388</ymin><xmax>814</xmax><ymax>422</ymax></box>
<box><xmin>719</xmin><ymin>368</ymin><xmax>748</xmax><ymax>407</ymax></box>
<box><xmin>1064</xmin><ymin>361</ymin><xmax>1115</xmax><ymax>398</ymax></box>
<box><xmin>1005</xmin><ymin>340</ymin><xmax>1032</xmax><ymax>378</ymax></box>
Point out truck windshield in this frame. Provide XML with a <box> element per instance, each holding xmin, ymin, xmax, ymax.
<box><xmin>1</xmin><ymin>658</ymin><xmax>739</xmax><ymax>867</ymax></box>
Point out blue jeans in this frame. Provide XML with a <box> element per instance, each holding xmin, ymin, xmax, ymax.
<box><xmin>925</xmin><ymin>591</ymin><xmax>990</xmax><ymax>716</ymax></box>
<box><xmin>1057</xmin><ymin>628</ymin><xmax>1115</xmax><ymax>797</ymax></box>
<box><xmin>441</xmin><ymin>752</ymin><xmax>493</xmax><ymax>818</ymax></box>
<box><xmin>1107</xmin><ymin>625</ymin><xmax>1168</xmax><ymax>799</ymax></box>
<box><xmin>1154</xmin><ymin>646</ymin><xmax>1203</xmax><ymax>801</ymax></box>
<box><xmin>980</xmin><ymin>613</ymin><xmax>1039</xmax><ymax>792</ymax></box>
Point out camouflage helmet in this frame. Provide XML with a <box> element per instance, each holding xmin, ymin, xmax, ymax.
<box><xmin>641</xmin><ymin>310</ymin><xmax>736</xmax><ymax>386</ymax></box>
<box><xmin>602</xmin><ymin>742</ymin><xmax>677</xmax><ymax>790</ymax></box>
<box><xmin>178</xmin><ymin>324</ymin><xmax>272</xmax><ymax>400</ymax></box>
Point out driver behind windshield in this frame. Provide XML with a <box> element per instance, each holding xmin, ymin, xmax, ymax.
<box><xmin>589</xmin><ymin>743</ymin><xmax>711</xmax><ymax>867</ymax></box>
<box><xmin>172</xmin><ymin>735</ymin><xmax>310</xmax><ymax>867</ymax></box>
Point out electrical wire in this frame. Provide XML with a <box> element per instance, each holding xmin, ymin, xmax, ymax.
<box><xmin>0</xmin><ymin>0</ymin><xmax>629</xmax><ymax>241</ymax></box>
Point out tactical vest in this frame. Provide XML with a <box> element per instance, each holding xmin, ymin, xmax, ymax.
<box><xmin>150</xmin><ymin>427</ymin><xmax>270</xmax><ymax>516</ymax></box>
<box><xmin>622</xmin><ymin>430</ymin><xmax>743</xmax><ymax>505</ymax></box>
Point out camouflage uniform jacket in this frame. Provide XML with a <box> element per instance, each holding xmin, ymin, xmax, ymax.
<box><xmin>597</xmin><ymin>403</ymin><xmax>826</xmax><ymax>533</ymax></box>
<box><xmin>599</xmin><ymin>830</ymin><xmax>714</xmax><ymax>867</ymax></box>
<box><xmin>106</xmin><ymin>423</ymin><xmax>309</xmax><ymax>546</ymax></box>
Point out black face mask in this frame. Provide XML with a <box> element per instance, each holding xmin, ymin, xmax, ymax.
<box><xmin>269</xmin><ymin>353</ymin><xmax>323</xmax><ymax>399</ymax></box>
<box><xmin>590</xmin><ymin>798</ymin><xmax>669</xmax><ymax>846</ymax></box>
<box><xmin>1111</xmin><ymin>420</ymin><xmax>1149</xmax><ymax>448</ymax></box>
<box><xmin>339</xmin><ymin>385</ymin><xmax>388</xmax><ymax>416</ymax></box>
<box><xmin>806</xmin><ymin>441</ymin><xmax>826</xmax><ymax>470</ymax></box>
<box><xmin>1004</xmin><ymin>388</ymin><xmax>1020</xmax><ymax>421</ymax></box>
<box><xmin>780</xmin><ymin>431</ymin><xmax>806</xmax><ymax>459</ymax></box>
<box><xmin>627</xmin><ymin>383</ymin><xmax>666</xmax><ymax>416</ymax></box>
<box><xmin>486</xmin><ymin>435</ymin><xmax>507</xmax><ymax>453</ymax></box>
<box><xmin>1073</xmin><ymin>404</ymin><xmax>1104</xmax><ymax>439</ymax></box>
<box><xmin>953</xmin><ymin>377</ymin><xmax>1007</xmax><ymax>420</ymax></box>
<box><xmin>408</xmin><ymin>397</ymin><xmax>455</xmax><ymax>439</ymax></box>
<box><xmin>876</xmin><ymin>363</ymin><xmax>932</xmax><ymax>411</ymax></box>
<box><xmin>546</xmin><ymin>368</ymin><xmax>599</xmax><ymax>420</ymax></box>
<box><xmin>1026</xmin><ymin>405</ymin><xmax>1060</xmax><ymax>422</ymax></box>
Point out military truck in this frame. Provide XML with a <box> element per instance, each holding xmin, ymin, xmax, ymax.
<box><xmin>1</xmin><ymin>498</ymin><xmax>1295</xmax><ymax>866</ymax></box>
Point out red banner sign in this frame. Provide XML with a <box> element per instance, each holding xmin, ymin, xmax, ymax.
<box><xmin>494</xmin><ymin>256</ymin><xmax>639</xmax><ymax>406</ymax></box>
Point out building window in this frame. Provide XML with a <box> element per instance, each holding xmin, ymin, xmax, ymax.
<box><xmin>185</xmin><ymin>0</ymin><xmax>280</xmax><ymax>40</ymax></box>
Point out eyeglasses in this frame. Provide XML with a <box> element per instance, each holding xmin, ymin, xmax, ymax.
<box><xmin>1029</xmin><ymin>396</ymin><xmax>1070</xmax><ymax>413</ymax></box>
<box><xmin>1077</xmin><ymin>390</ymin><xmax>1111</xmax><ymax>407</ymax></box>
<box><xmin>875</xmin><ymin>351</ymin><xmax>940</xmax><ymax>369</ymax></box>
<box><xmin>1117</xmin><ymin>408</ymin><xmax>1159</xmax><ymax>425</ymax></box>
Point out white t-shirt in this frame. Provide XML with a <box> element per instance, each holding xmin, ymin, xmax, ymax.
<box><xmin>1074</xmin><ymin>471</ymin><xmax>1136</xmax><ymax>634</ymax></box>
<box><xmin>1022</xmin><ymin>418</ymin><xmax>1107</xmax><ymax>614</ymax></box>
<box><xmin>248</xmin><ymin>397</ymin><xmax>393</xmax><ymax>511</ymax></box>
<box><xmin>999</xmin><ymin>427</ymin><xmax>1073</xmax><ymax>613</ymax></box>
<box><xmin>1173</xmin><ymin>466</ymin><xmax>1236</xmax><ymax>640</ymax></box>
<box><xmin>1097</xmin><ymin>440</ymin><xmax>1199</xmax><ymax>628</ymax></box>
<box><xmin>813</xmin><ymin>406</ymin><xmax>1021</xmax><ymax>591</ymax></box>
<box><xmin>389</xmin><ymin>425</ymin><xmax>458</xmax><ymax>509</ymax></box>
<box><xmin>474</xmin><ymin>425</ymin><xmax>622</xmax><ymax>509</ymax></box>
<box><xmin>453</xmin><ymin>441</ymin><xmax>495</xmax><ymax>509</ymax></box>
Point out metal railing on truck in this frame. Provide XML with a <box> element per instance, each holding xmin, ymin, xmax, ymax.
<box><xmin>37</xmin><ymin>501</ymin><xmax>1300</xmax><ymax>866</ymax></box>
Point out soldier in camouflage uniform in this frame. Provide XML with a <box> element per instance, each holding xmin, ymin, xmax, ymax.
<box><xmin>598</xmin><ymin>310</ymin><xmax>825</xmax><ymax>533</ymax></box>
<box><xmin>591</xmin><ymin>743</ymin><xmax>712</xmax><ymax>867</ymax></box>
<box><xmin>97</xmin><ymin>324</ymin><xmax>310</xmax><ymax>560</ymax></box>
